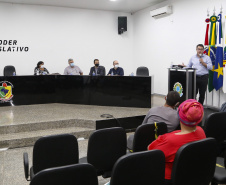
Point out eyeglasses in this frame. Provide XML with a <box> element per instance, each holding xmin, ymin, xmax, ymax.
<box><xmin>197</xmin><ymin>48</ymin><xmax>204</xmax><ymax>51</ymax></box>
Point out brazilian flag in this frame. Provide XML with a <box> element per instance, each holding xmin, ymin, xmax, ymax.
<box><xmin>208</xmin><ymin>15</ymin><xmax>217</xmax><ymax>92</ymax></box>
<box><xmin>206</xmin><ymin>47</ymin><xmax>216</xmax><ymax>92</ymax></box>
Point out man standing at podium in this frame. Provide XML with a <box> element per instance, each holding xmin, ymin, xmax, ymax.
<box><xmin>182</xmin><ymin>44</ymin><xmax>212</xmax><ymax>104</ymax></box>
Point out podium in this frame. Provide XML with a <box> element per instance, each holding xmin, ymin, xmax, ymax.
<box><xmin>168</xmin><ymin>68</ymin><xmax>196</xmax><ymax>103</ymax></box>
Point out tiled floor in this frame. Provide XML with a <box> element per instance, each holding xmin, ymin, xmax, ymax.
<box><xmin>0</xmin><ymin>103</ymin><xmax>151</xmax><ymax>127</ymax></box>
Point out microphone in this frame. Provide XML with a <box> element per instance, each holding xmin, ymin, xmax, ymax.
<box><xmin>199</xmin><ymin>54</ymin><xmax>203</xmax><ymax>64</ymax></box>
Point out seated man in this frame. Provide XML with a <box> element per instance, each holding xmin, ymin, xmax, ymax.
<box><xmin>148</xmin><ymin>99</ymin><xmax>206</xmax><ymax>185</ymax></box>
<box><xmin>127</xmin><ymin>91</ymin><xmax>180</xmax><ymax>150</ymax></box>
<box><xmin>89</xmin><ymin>59</ymin><xmax>106</xmax><ymax>76</ymax></box>
<box><xmin>64</xmin><ymin>58</ymin><xmax>83</xmax><ymax>75</ymax></box>
<box><xmin>107</xmin><ymin>60</ymin><xmax>124</xmax><ymax>76</ymax></box>
<box><xmin>143</xmin><ymin>91</ymin><xmax>181</xmax><ymax>131</ymax></box>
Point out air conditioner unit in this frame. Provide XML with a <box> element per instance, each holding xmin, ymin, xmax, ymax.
<box><xmin>150</xmin><ymin>5</ymin><xmax>172</xmax><ymax>18</ymax></box>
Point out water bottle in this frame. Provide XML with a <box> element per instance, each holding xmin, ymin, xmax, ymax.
<box><xmin>92</xmin><ymin>71</ymin><xmax>95</xmax><ymax>76</ymax></box>
<box><xmin>170</xmin><ymin>62</ymin><xmax>173</xmax><ymax>68</ymax></box>
<box><xmin>13</xmin><ymin>72</ymin><xmax>16</xmax><ymax>76</ymax></box>
<box><xmin>111</xmin><ymin>71</ymin><xmax>114</xmax><ymax>76</ymax></box>
<box><xmin>131</xmin><ymin>72</ymin><xmax>134</xmax><ymax>76</ymax></box>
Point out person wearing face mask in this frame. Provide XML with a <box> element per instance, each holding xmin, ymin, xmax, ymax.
<box><xmin>180</xmin><ymin>44</ymin><xmax>212</xmax><ymax>104</ymax></box>
<box><xmin>34</xmin><ymin>61</ymin><xmax>49</xmax><ymax>75</ymax></box>
<box><xmin>89</xmin><ymin>59</ymin><xmax>106</xmax><ymax>76</ymax></box>
<box><xmin>64</xmin><ymin>58</ymin><xmax>83</xmax><ymax>75</ymax></box>
<box><xmin>107</xmin><ymin>60</ymin><xmax>124</xmax><ymax>76</ymax></box>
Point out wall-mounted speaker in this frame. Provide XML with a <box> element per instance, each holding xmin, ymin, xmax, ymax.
<box><xmin>118</xmin><ymin>16</ymin><xmax>127</xmax><ymax>35</ymax></box>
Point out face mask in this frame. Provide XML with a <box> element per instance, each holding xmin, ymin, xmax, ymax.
<box><xmin>114</xmin><ymin>64</ymin><xmax>119</xmax><ymax>68</ymax></box>
<box><xmin>70</xmin><ymin>63</ymin><xmax>75</xmax><ymax>67</ymax></box>
<box><xmin>95</xmin><ymin>64</ymin><xmax>99</xmax><ymax>67</ymax></box>
<box><xmin>40</xmin><ymin>65</ymin><xmax>45</xmax><ymax>68</ymax></box>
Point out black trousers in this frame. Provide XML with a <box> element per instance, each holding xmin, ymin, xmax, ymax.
<box><xmin>165</xmin><ymin>179</ymin><xmax>172</xmax><ymax>185</ymax></box>
<box><xmin>196</xmin><ymin>74</ymin><xmax>209</xmax><ymax>105</ymax></box>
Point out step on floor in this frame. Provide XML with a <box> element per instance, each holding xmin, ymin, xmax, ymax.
<box><xmin>0</xmin><ymin>119</ymin><xmax>96</xmax><ymax>135</ymax></box>
<box><xmin>0</xmin><ymin>127</ymin><xmax>94</xmax><ymax>149</ymax></box>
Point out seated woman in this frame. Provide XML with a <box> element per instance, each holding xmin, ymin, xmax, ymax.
<box><xmin>148</xmin><ymin>99</ymin><xmax>206</xmax><ymax>185</ymax></box>
<box><xmin>34</xmin><ymin>61</ymin><xmax>49</xmax><ymax>75</ymax></box>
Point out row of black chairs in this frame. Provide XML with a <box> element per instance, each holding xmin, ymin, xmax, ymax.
<box><xmin>205</xmin><ymin>112</ymin><xmax>226</xmax><ymax>185</ymax></box>
<box><xmin>24</xmin><ymin>128</ymin><xmax>127</xmax><ymax>181</ymax></box>
<box><xmin>26</xmin><ymin>135</ymin><xmax>217</xmax><ymax>185</ymax></box>
<box><xmin>30</xmin><ymin>150</ymin><xmax>164</xmax><ymax>185</ymax></box>
<box><xmin>24</xmin><ymin>123</ymin><xmax>167</xmax><ymax>181</ymax></box>
<box><xmin>2</xmin><ymin>66</ymin><xmax>149</xmax><ymax>76</ymax></box>
<box><xmin>24</xmin><ymin>112</ymin><xmax>226</xmax><ymax>184</ymax></box>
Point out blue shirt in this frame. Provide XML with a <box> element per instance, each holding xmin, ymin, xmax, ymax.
<box><xmin>108</xmin><ymin>67</ymin><xmax>124</xmax><ymax>76</ymax></box>
<box><xmin>187</xmin><ymin>54</ymin><xmax>213</xmax><ymax>76</ymax></box>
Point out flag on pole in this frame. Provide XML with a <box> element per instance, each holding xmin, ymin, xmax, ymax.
<box><xmin>208</xmin><ymin>15</ymin><xmax>218</xmax><ymax>92</ymax></box>
<box><xmin>213</xmin><ymin>47</ymin><xmax>223</xmax><ymax>90</ymax></box>
<box><xmin>224</xmin><ymin>15</ymin><xmax>226</xmax><ymax>66</ymax></box>
<box><xmin>204</xmin><ymin>18</ymin><xmax>210</xmax><ymax>46</ymax></box>
<box><xmin>213</xmin><ymin>14</ymin><xmax>223</xmax><ymax>91</ymax></box>
<box><xmin>223</xmin><ymin>15</ymin><xmax>226</xmax><ymax>93</ymax></box>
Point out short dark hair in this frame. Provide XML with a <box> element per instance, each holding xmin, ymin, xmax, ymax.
<box><xmin>113</xmin><ymin>60</ymin><xmax>118</xmax><ymax>64</ymax></box>
<box><xmin>68</xmin><ymin>58</ymin><xmax>73</xmax><ymax>63</ymax></box>
<box><xmin>166</xmin><ymin>91</ymin><xmax>180</xmax><ymax>106</ymax></box>
<box><xmin>94</xmin><ymin>59</ymin><xmax>99</xmax><ymax>64</ymax></box>
<box><xmin>37</xmin><ymin>61</ymin><xmax>44</xmax><ymax>68</ymax></box>
<box><xmin>196</xmin><ymin>44</ymin><xmax>204</xmax><ymax>49</ymax></box>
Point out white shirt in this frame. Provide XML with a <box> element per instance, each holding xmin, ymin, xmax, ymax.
<box><xmin>64</xmin><ymin>66</ymin><xmax>83</xmax><ymax>75</ymax></box>
<box><xmin>187</xmin><ymin>54</ymin><xmax>213</xmax><ymax>76</ymax></box>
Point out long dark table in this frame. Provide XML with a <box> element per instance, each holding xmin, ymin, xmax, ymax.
<box><xmin>0</xmin><ymin>75</ymin><xmax>151</xmax><ymax>108</ymax></box>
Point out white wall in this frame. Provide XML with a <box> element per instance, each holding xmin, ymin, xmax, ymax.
<box><xmin>132</xmin><ymin>0</ymin><xmax>226</xmax><ymax>107</ymax></box>
<box><xmin>0</xmin><ymin>3</ymin><xmax>133</xmax><ymax>76</ymax></box>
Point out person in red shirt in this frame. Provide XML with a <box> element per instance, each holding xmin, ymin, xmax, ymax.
<box><xmin>148</xmin><ymin>99</ymin><xmax>206</xmax><ymax>185</ymax></box>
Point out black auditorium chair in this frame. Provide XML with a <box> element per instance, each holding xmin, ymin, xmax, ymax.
<box><xmin>23</xmin><ymin>134</ymin><xmax>79</xmax><ymax>181</ymax></box>
<box><xmin>79</xmin><ymin>127</ymin><xmax>127</xmax><ymax>178</ymax></box>
<box><xmin>127</xmin><ymin>122</ymin><xmax>167</xmax><ymax>152</ymax></box>
<box><xmin>4</xmin><ymin>65</ymin><xmax>16</xmax><ymax>76</ymax></box>
<box><xmin>220</xmin><ymin>102</ymin><xmax>226</xmax><ymax>112</ymax></box>
<box><xmin>136</xmin><ymin>66</ymin><xmax>149</xmax><ymax>76</ymax></box>
<box><xmin>171</xmin><ymin>138</ymin><xmax>217</xmax><ymax>185</ymax></box>
<box><xmin>110</xmin><ymin>150</ymin><xmax>165</xmax><ymax>185</ymax></box>
<box><xmin>211</xmin><ymin>152</ymin><xmax>226</xmax><ymax>185</ymax></box>
<box><xmin>204</xmin><ymin>112</ymin><xmax>226</xmax><ymax>156</ymax></box>
<box><xmin>30</xmin><ymin>163</ymin><xmax>98</xmax><ymax>185</ymax></box>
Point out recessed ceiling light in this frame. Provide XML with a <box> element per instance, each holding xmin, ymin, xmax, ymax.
<box><xmin>110</xmin><ymin>0</ymin><xmax>117</xmax><ymax>1</ymax></box>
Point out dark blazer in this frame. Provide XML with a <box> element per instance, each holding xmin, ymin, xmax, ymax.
<box><xmin>89</xmin><ymin>66</ymin><xmax>106</xmax><ymax>76</ymax></box>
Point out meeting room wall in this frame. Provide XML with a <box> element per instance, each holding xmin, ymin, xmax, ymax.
<box><xmin>132</xmin><ymin>0</ymin><xmax>226</xmax><ymax>107</ymax></box>
<box><xmin>0</xmin><ymin>3</ymin><xmax>133</xmax><ymax>76</ymax></box>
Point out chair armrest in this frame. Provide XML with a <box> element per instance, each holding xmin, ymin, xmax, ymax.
<box><xmin>23</xmin><ymin>152</ymin><xmax>29</xmax><ymax>181</ymax></box>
